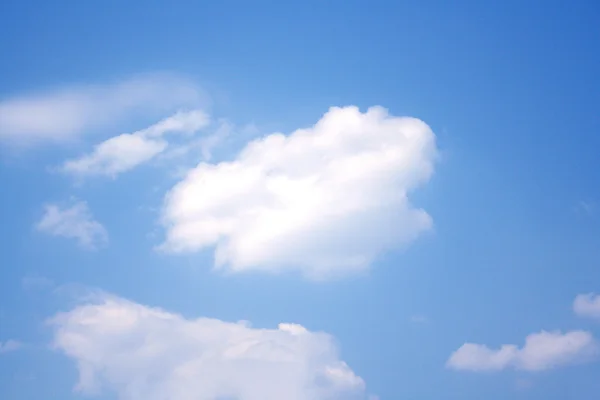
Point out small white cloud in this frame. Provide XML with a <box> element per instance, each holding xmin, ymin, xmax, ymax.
<box><xmin>0</xmin><ymin>340</ymin><xmax>22</xmax><ymax>354</ymax></box>
<box><xmin>62</xmin><ymin>134</ymin><xmax>167</xmax><ymax>177</ymax></box>
<box><xmin>447</xmin><ymin>330</ymin><xmax>598</xmax><ymax>372</ymax></box>
<box><xmin>574</xmin><ymin>293</ymin><xmax>600</xmax><ymax>319</ymax></box>
<box><xmin>159</xmin><ymin>105</ymin><xmax>437</xmax><ymax>279</ymax></box>
<box><xmin>36</xmin><ymin>200</ymin><xmax>107</xmax><ymax>249</ymax></box>
<box><xmin>0</xmin><ymin>73</ymin><xmax>204</xmax><ymax>145</ymax></box>
<box><xmin>60</xmin><ymin>110</ymin><xmax>209</xmax><ymax>178</ymax></box>
<box><xmin>50</xmin><ymin>293</ymin><xmax>370</xmax><ymax>400</ymax></box>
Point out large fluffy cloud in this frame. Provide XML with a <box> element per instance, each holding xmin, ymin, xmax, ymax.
<box><xmin>36</xmin><ymin>200</ymin><xmax>107</xmax><ymax>249</ymax></box>
<box><xmin>50</xmin><ymin>293</ymin><xmax>371</xmax><ymax>400</ymax></box>
<box><xmin>447</xmin><ymin>330</ymin><xmax>598</xmax><ymax>372</ymax></box>
<box><xmin>0</xmin><ymin>74</ymin><xmax>203</xmax><ymax>145</ymax></box>
<box><xmin>573</xmin><ymin>293</ymin><xmax>600</xmax><ymax>320</ymax></box>
<box><xmin>160</xmin><ymin>106</ymin><xmax>437</xmax><ymax>279</ymax></box>
<box><xmin>61</xmin><ymin>110</ymin><xmax>209</xmax><ymax>178</ymax></box>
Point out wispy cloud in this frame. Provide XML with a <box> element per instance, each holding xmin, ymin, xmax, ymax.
<box><xmin>157</xmin><ymin>118</ymin><xmax>233</xmax><ymax>168</ymax></box>
<box><xmin>36</xmin><ymin>200</ymin><xmax>108</xmax><ymax>250</ymax></box>
<box><xmin>447</xmin><ymin>330</ymin><xmax>598</xmax><ymax>372</ymax></box>
<box><xmin>60</xmin><ymin>110</ymin><xmax>209</xmax><ymax>178</ymax></box>
<box><xmin>0</xmin><ymin>73</ymin><xmax>205</xmax><ymax>146</ymax></box>
<box><xmin>575</xmin><ymin>200</ymin><xmax>595</xmax><ymax>216</ymax></box>
<box><xmin>21</xmin><ymin>274</ymin><xmax>55</xmax><ymax>291</ymax></box>
<box><xmin>0</xmin><ymin>340</ymin><xmax>22</xmax><ymax>354</ymax></box>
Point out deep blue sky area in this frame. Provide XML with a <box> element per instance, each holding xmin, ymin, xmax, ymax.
<box><xmin>1</xmin><ymin>1</ymin><xmax>599</xmax><ymax>400</ymax></box>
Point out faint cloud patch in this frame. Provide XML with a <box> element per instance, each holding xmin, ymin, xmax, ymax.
<box><xmin>575</xmin><ymin>200</ymin><xmax>595</xmax><ymax>217</ymax></box>
<box><xmin>35</xmin><ymin>200</ymin><xmax>108</xmax><ymax>250</ymax></box>
<box><xmin>22</xmin><ymin>274</ymin><xmax>55</xmax><ymax>292</ymax></box>
<box><xmin>515</xmin><ymin>378</ymin><xmax>534</xmax><ymax>390</ymax></box>
<box><xmin>0</xmin><ymin>340</ymin><xmax>22</xmax><ymax>354</ymax></box>
<box><xmin>13</xmin><ymin>371</ymin><xmax>37</xmax><ymax>383</ymax></box>
<box><xmin>0</xmin><ymin>73</ymin><xmax>206</xmax><ymax>146</ymax></box>
<box><xmin>159</xmin><ymin>118</ymin><xmax>232</xmax><ymax>164</ymax></box>
<box><xmin>410</xmin><ymin>315</ymin><xmax>430</xmax><ymax>324</ymax></box>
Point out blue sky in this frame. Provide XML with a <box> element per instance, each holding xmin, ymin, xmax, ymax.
<box><xmin>1</xmin><ymin>0</ymin><xmax>600</xmax><ymax>399</ymax></box>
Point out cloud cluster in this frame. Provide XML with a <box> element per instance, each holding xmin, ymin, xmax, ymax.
<box><xmin>36</xmin><ymin>200</ymin><xmax>107</xmax><ymax>249</ymax></box>
<box><xmin>0</xmin><ymin>74</ymin><xmax>204</xmax><ymax>145</ymax></box>
<box><xmin>7</xmin><ymin>70</ymin><xmax>600</xmax><ymax>397</ymax></box>
<box><xmin>61</xmin><ymin>110</ymin><xmax>210</xmax><ymax>178</ymax></box>
<box><xmin>447</xmin><ymin>330</ymin><xmax>598</xmax><ymax>372</ymax></box>
<box><xmin>160</xmin><ymin>105</ymin><xmax>437</xmax><ymax>279</ymax></box>
<box><xmin>448</xmin><ymin>292</ymin><xmax>600</xmax><ymax>373</ymax></box>
<box><xmin>50</xmin><ymin>293</ymin><xmax>371</xmax><ymax>400</ymax></box>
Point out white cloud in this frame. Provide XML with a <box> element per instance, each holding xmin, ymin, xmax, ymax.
<box><xmin>159</xmin><ymin>105</ymin><xmax>437</xmax><ymax>279</ymax></box>
<box><xmin>50</xmin><ymin>293</ymin><xmax>371</xmax><ymax>400</ymax></box>
<box><xmin>36</xmin><ymin>200</ymin><xmax>107</xmax><ymax>249</ymax></box>
<box><xmin>447</xmin><ymin>330</ymin><xmax>598</xmax><ymax>372</ymax></box>
<box><xmin>574</xmin><ymin>293</ymin><xmax>600</xmax><ymax>319</ymax></box>
<box><xmin>61</xmin><ymin>110</ymin><xmax>209</xmax><ymax>178</ymax></box>
<box><xmin>0</xmin><ymin>73</ymin><xmax>204</xmax><ymax>145</ymax></box>
<box><xmin>0</xmin><ymin>340</ymin><xmax>22</xmax><ymax>354</ymax></box>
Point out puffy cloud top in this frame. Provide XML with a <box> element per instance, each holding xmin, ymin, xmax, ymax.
<box><xmin>574</xmin><ymin>293</ymin><xmax>600</xmax><ymax>320</ymax></box>
<box><xmin>447</xmin><ymin>330</ymin><xmax>598</xmax><ymax>372</ymax></box>
<box><xmin>160</xmin><ymin>106</ymin><xmax>437</xmax><ymax>279</ymax></box>
<box><xmin>50</xmin><ymin>294</ymin><xmax>370</xmax><ymax>400</ymax></box>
